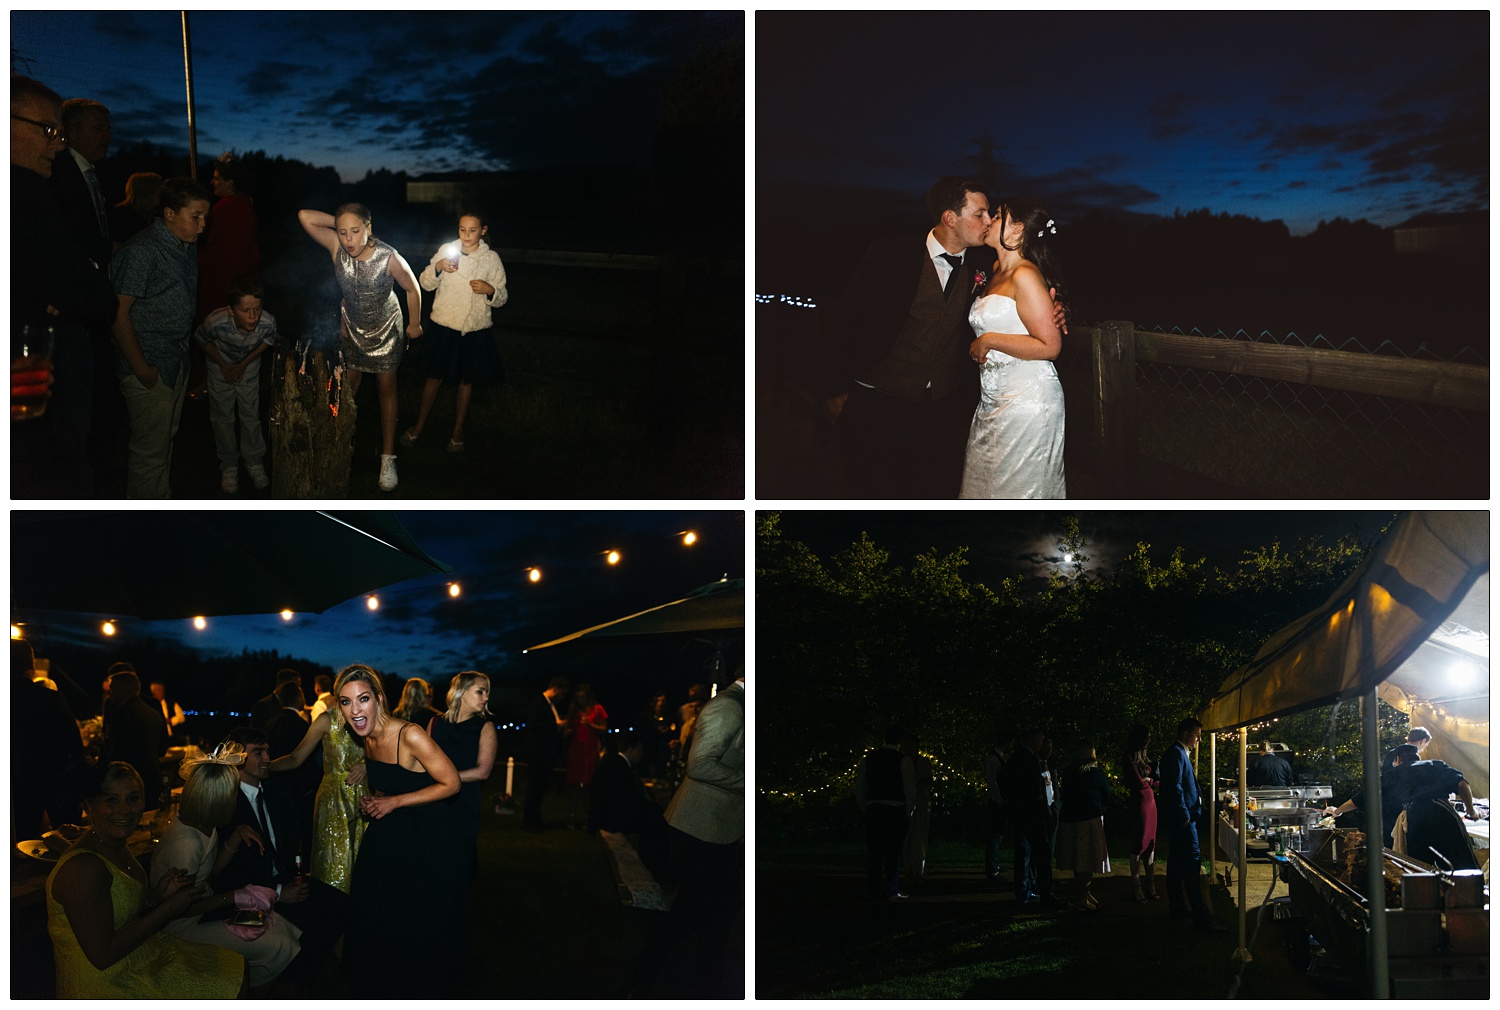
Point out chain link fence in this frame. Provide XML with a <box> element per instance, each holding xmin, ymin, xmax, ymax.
<box><xmin>1131</xmin><ymin>325</ymin><xmax>1487</xmax><ymax>498</ymax></box>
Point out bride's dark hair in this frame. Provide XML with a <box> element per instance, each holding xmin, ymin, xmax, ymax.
<box><xmin>997</xmin><ymin>196</ymin><xmax>1067</xmax><ymax>305</ymax></box>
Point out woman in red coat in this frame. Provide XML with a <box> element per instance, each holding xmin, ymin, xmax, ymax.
<box><xmin>196</xmin><ymin>153</ymin><xmax>260</xmax><ymax>323</ymax></box>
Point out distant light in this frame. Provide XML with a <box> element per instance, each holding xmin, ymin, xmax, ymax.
<box><xmin>280</xmin><ymin>609</ymin><xmax>294</xmax><ymax>621</ymax></box>
<box><xmin>682</xmin><ymin>531</ymin><xmax>698</xmax><ymax>546</ymax></box>
<box><xmin>1449</xmin><ymin>662</ymin><xmax>1477</xmax><ymax>688</ymax></box>
<box><xmin>10</xmin><ymin>624</ymin><xmax>22</xmax><ymax>639</ymax></box>
<box><xmin>527</xmin><ymin>567</ymin><xmax>542</xmax><ymax>583</ymax></box>
<box><xmin>366</xmin><ymin>596</ymin><xmax>379</xmax><ymax>611</ymax></box>
<box><xmin>448</xmin><ymin>583</ymin><xmax>461</xmax><ymax>598</ymax></box>
<box><xmin>193</xmin><ymin>616</ymin><xmax>207</xmax><ymax>631</ymax></box>
<box><xmin>101</xmin><ymin>621</ymin><xmax>116</xmax><ymax>637</ymax></box>
<box><xmin>606</xmin><ymin>550</ymin><xmax>621</xmax><ymax>566</ymax></box>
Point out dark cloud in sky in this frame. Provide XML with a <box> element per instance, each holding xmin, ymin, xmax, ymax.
<box><xmin>758</xmin><ymin>11</ymin><xmax>1485</xmax><ymax>234</ymax></box>
<box><xmin>11</xmin><ymin>11</ymin><xmax>743</xmax><ymax>181</ymax></box>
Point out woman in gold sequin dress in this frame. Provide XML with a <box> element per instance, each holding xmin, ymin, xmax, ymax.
<box><xmin>298</xmin><ymin>203</ymin><xmax>423</xmax><ymax>491</ymax></box>
<box><xmin>266</xmin><ymin>705</ymin><xmax>368</xmax><ymax>892</ymax></box>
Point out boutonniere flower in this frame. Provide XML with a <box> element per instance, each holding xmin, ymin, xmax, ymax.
<box><xmin>970</xmin><ymin>269</ymin><xmax>988</xmax><ymax>295</ymax></box>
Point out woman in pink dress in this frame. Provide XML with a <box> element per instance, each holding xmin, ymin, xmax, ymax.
<box><xmin>563</xmin><ymin>684</ymin><xmax>608</xmax><ymax>827</ymax></box>
<box><xmin>1121</xmin><ymin>724</ymin><xmax>1160</xmax><ymax>902</ymax></box>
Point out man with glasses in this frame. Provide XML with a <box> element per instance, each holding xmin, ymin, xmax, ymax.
<box><xmin>10</xmin><ymin>75</ymin><xmax>116</xmax><ymax>497</ymax></box>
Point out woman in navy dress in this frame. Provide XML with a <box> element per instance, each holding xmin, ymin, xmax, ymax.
<box><xmin>335</xmin><ymin>664</ymin><xmax>462</xmax><ymax>996</ymax></box>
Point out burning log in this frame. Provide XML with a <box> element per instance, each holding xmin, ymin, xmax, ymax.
<box><xmin>270</xmin><ymin>349</ymin><xmax>358</xmax><ymax>498</ymax></box>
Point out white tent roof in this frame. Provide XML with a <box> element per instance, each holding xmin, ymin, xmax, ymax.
<box><xmin>1200</xmin><ymin>512</ymin><xmax>1489</xmax><ymax>788</ymax></box>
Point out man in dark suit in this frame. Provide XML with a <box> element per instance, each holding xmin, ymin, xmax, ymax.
<box><xmin>1160</xmin><ymin>717</ymin><xmax>1223</xmax><ymax>932</ymax></box>
<box><xmin>266</xmin><ymin>680</ymin><xmax>317</xmax><ymax>845</ymax></box>
<box><xmin>251</xmin><ymin>668</ymin><xmax>303</xmax><ymax>729</ymax></box>
<box><xmin>820</xmin><ymin>176</ymin><xmax>993</xmax><ymax>499</ymax></box>
<box><xmin>855</xmin><ymin>723</ymin><xmax>915</xmax><ymax>902</ymax></box>
<box><xmin>11</xmin><ymin>76</ymin><xmax>116</xmax><ymax>498</ymax></box>
<box><xmin>50</xmin><ymin>98</ymin><xmax>112</xmax><ymax>272</ymax></box>
<box><xmin>1002</xmin><ymin>727</ymin><xmax>1059</xmax><ymax>907</ymax></box>
<box><xmin>100</xmin><ymin>670</ymin><xmax>168</xmax><ymax>810</ymax></box>
<box><xmin>522</xmin><ymin>676</ymin><xmax>570</xmax><ymax>828</ymax></box>
<box><xmin>216</xmin><ymin>727</ymin><xmax>347</xmax><ymax>989</ymax></box>
<box><xmin>588</xmin><ymin>730</ymin><xmax>669</xmax><ymax>877</ymax></box>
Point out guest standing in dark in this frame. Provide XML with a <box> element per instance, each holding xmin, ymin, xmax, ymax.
<box><xmin>1246</xmin><ymin>739</ymin><xmax>1294</xmax><ymax>788</ymax></box>
<box><xmin>13</xmin><ymin>639</ymin><xmax>85</xmax><ymax>837</ymax></box>
<box><xmin>1003</xmin><ymin>727</ymin><xmax>1060</xmax><ymax>907</ymax></box>
<box><xmin>430</xmin><ymin>671</ymin><xmax>498</xmax><ymax>871</ymax></box>
<box><xmin>522</xmin><ymin>676</ymin><xmax>570</xmax><ymax>828</ymax></box>
<box><xmin>855</xmin><ymin>725</ymin><xmax>915</xmax><ymax>901</ymax></box>
<box><xmin>1056</xmin><ymin>741</ymin><xmax>1113</xmax><ymax>911</ymax></box>
<box><xmin>111</xmin><ymin>175</ymin><xmax>212</xmax><ymax>499</ymax></box>
<box><xmin>109</xmin><ymin>172</ymin><xmax>163</xmax><ymax>249</ymax></box>
<box><xmin>1121</xmin><ymin>724</ymin><xmax>1160</xmax><ymax>902</ymax></box>
<box><xmin>1160</xmin><ymin>717</ymin><xmax>1223</xmax><ymax>932</ymax></box>
<box><xmin>10</xmin><ymin>75</ymin><xmax>116</xmax><ymax>498</ymax></box>
<box><xmin>100</xmin><ymin>670</ymin><xmax>168</xmax><ymax>811</ymax></box>
<box><xmin>983</xmin><ymin>730</ymin><xmax>1013</xmax><ymax>882</ymax></box>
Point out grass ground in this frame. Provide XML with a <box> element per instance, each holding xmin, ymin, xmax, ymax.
<box><xmin>756</xmin><ymin>834</ymin><xmax>1342</xmax><ymax>1000</ymax></box>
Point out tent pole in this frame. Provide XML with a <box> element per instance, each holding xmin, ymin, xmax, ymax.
<box><xmin>1362</xmin><ymin>687</ymin><xmax>1389</xmax><ymax>996</ymax></box>
<box><xmin>1209</xmin><ymin>731</ymin><xmax>1217</xmax><ymax>890</ymax></box>
<box><xmin>181</xmin><ymin>12</ymin><xmax>198</xmax><ymax>179</ymax></box>
<box><xmin>1234</xmin><ymin>729</ymin><xmax>1251</xmax><ymax>961</ymax></box>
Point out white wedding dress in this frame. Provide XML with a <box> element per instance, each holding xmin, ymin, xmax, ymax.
<box><xmin>958</xmin><ymin>294</ymin><xmax>1067</xmax><ymax>498</ymax></box>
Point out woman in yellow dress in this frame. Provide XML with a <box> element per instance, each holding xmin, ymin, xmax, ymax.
<box><xmin>267</xmin><ymin>703</ymin><xmax>368</xmax><ymax>892</ymax></box>
<box><xmin>45</xmin><ymin>762</ymin><xmax>244</xmax><ymax>998</ymax></box>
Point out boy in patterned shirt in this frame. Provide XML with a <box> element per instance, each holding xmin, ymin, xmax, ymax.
<box><xmin>194</xmin><ymin>275</ymin><xmax>276</xmax><ymax>492</ymax></box>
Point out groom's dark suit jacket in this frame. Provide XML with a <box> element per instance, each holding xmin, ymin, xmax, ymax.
<box><xmin>821</xmin><ymin>237</ymin><xmax>989</xmax><ymax>497</ymax></box>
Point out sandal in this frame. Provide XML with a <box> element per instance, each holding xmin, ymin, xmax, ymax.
<box><xmin>399</xmin><ymin>427</ymin><xmax>420</xmax><ymax>447</ymax></box>
<box><xmin>447</xmin><ymin>439</ymin><xmax>464</xmax><ymax>454</ymax></box>
<box><xmin>1134</xmin><ymin>882</ymin><xmax>1147</xmax><ymax>904</ymax></box>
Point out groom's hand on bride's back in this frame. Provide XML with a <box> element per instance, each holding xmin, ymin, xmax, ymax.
<box><xmin>1050</xmin><ymin>288</ymin><xmax>1068</xmax><ymax>335</ymax></box>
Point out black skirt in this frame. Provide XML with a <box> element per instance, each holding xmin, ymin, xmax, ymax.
<box><xmin>416</xmin><ymin>321</ymin><xmax>504</xmax><ymax>386</ymax></box>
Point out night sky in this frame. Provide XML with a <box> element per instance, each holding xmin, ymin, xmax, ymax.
<box><xmin>10</xmin><ymin>11</ymin><xmax>743</xmax><ymax>180</ymax></box>
<box><xmin>766</xmin><ymin>510</ymin><xmax>1400</xmax><ymax>591</ymax></box>
<box><xmin>15</xmin><ymin>510</ymin><xmax>745</xmax><ymax>714</ymax></box>
<box><xmin>757</xmin><ymin>12</ymin><xmax>1487</xmax><ymax>235</ymax></box>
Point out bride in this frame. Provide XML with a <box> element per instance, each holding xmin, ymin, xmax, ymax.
<box><xmin>958</xmin><ymin>197</ymin><xmax>1067</xmax><ymax>499</ymax></box>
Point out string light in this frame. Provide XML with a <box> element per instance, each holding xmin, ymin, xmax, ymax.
<box><xmin>448</xmin><ymin>582</ymin><xmax>462</xmax><ymax>598</ymax></box>
<box><xmin>526</xmin><ymin>567</ymin><xmax>542</xmax><ymax>583</ymax></box>
<box><xmin>101</xmin><ymin>621</ymin><xmax>116</xmax><ymax>637</ymax></box>
<box><xmin>366</xmin><ymin>596</ymin><xmax>379</xmax><ymax>611</ymax></box>
<box><xmin>192</xmin><ymin>616</ymin><xmax>207</xmax><ymax>630</ymax></box>
<box><xmin>680</xmin><ymin>530</ymin><xmax>698</xmax><ymax>546</ymax></box>
<box><xmin>11</xmin><ymin>624</ymin><xmax>23</xmax><ymax>639</ymax></box>
<box><xmin>761</xmin><ymin>748</ymin><xmax>985</xmax><ymax>799</ymax></box>
<box><xmin>604</xmin><ymin>550</ymin><xmax>621</xmax><ymax>566</ymax></box>
<box><xmin>280</xmin><ymin>610</ymin><xmax>294</xmax><ymax>621</ymax></box>
<box><xmin>755</xmin><ymin>293</ymin><xmax>817</xmax><ymax>309</ymax></box>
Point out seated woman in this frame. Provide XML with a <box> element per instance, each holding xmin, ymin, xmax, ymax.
<box><xmin>45</xmin><ymin>761</ymin><xmax>245</xmax><ymax>998</ymax></box>
<box><xmin>150</xmin><ymin>747</ymin><xmax>301</xmax><ymax>991</ymax></box>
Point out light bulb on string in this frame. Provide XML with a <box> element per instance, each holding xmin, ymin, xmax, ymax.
<box><xmin>448</xmin><ymin>582</ymin><xmax>461</xmax><ymax>598</ymax></box>
<box><xmin>193</xmin><ymin>616</ymin><xmax>207</xmax><ymax>631</ymax></box>
<box><xmin>366</xmin><ymin>596</ymin><xmax>379</xmax><ymax>611</ymax></box>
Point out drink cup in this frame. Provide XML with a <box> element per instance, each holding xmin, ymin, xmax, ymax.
<box><xmin>11</xmin><ymin>325</ymin><xmax>54</xmax><ymax>421</ymax></box>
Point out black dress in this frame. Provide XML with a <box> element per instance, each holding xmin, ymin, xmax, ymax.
<box><xmin>345</xmin><ymin>727</ymin><xmax>466</xmax><ymax>995</ymax></box>
<box><xmin>430</xmin><ymin>715</ymin><xmax>485</xmax><ymax>872</ymax></box>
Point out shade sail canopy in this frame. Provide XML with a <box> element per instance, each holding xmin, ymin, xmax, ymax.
<box><xmin>10</xmin><ymin>510</ymin><xmax>450</xmax><ymax>620</ymax></box>
<box><xmin>1199</xmin><ymin>511</ymin><xmax>1488</xmax><ymax>736</ymax></box>
<box><xmin>525</xmin><ymin>578</ymin><xmax>743</xmax><ymax>652</ymax></box>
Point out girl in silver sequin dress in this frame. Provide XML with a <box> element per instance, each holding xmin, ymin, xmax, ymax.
<box><xmin>298</xmin><ymin>203</ymin><xmax>423</xmax><ymax>491</ymax></box>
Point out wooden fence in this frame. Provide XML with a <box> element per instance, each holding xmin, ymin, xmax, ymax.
<box><xmin>1068</xmin><ymin>323</ymin><xmax>1489</xmax><ymax>498</ymax></box>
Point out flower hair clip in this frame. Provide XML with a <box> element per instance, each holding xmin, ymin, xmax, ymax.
<box><xmin>180</xmin><ymin>742</ymin><xmax>246</xmax><ymax>778</ymax></box>
<box><xmin>1037</xmin><ymin>219</ymin><xmax>1057</xmax><ymax>237</ymax></box>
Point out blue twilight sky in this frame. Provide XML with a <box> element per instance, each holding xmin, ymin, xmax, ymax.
<box><xmin>757</xmin><ymin>11</ymin><xmax>1488</xmax><ymax>235</ymax></box>
<box><xmin>19</xmin><ymin>510</ymin><xmax>745</xmax><ymax>700</ymax></box>
<box><xmin>10</xmin><ymin>10</ymin><xmax>743</xmax><ymax>181</ymax></box>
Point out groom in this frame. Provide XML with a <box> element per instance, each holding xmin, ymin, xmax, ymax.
<box><xmin>822</xmin><ymin>176</ymin><xmax>994</xmax><ymax>499</ymax></box>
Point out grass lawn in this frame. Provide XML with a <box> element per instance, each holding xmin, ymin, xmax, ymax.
<box><xmin>756</xmin><ymin>834</ymin><xmax>1345</xmax><ymax>1000</ymax></box>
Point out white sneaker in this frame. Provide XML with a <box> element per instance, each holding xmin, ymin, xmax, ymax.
<box><xmin>220</xmin><ymin>468</ymin><xmax>239</xmax><ymax>494</ymax></box>
<box><xmin>378</xmin><ymin>454</ymin><xmax>398</xmax><ymax>492</ymax></box>
<box><xmin>247</xmin><ymin>463</ymin><xmax>269</xmax><ymax>490</ymax></box>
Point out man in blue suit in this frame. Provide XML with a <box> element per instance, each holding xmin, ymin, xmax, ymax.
<box><xmin>1160</xmin><ymin>717</ymin><xmax>1224</xmax><ymax>932</ymax></box>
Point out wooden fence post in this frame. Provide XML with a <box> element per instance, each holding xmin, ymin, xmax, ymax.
<box><xmin>1092</xmin><ymin>320</ymin><xmax>1137</xmax><ymax>496</ymax></box>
